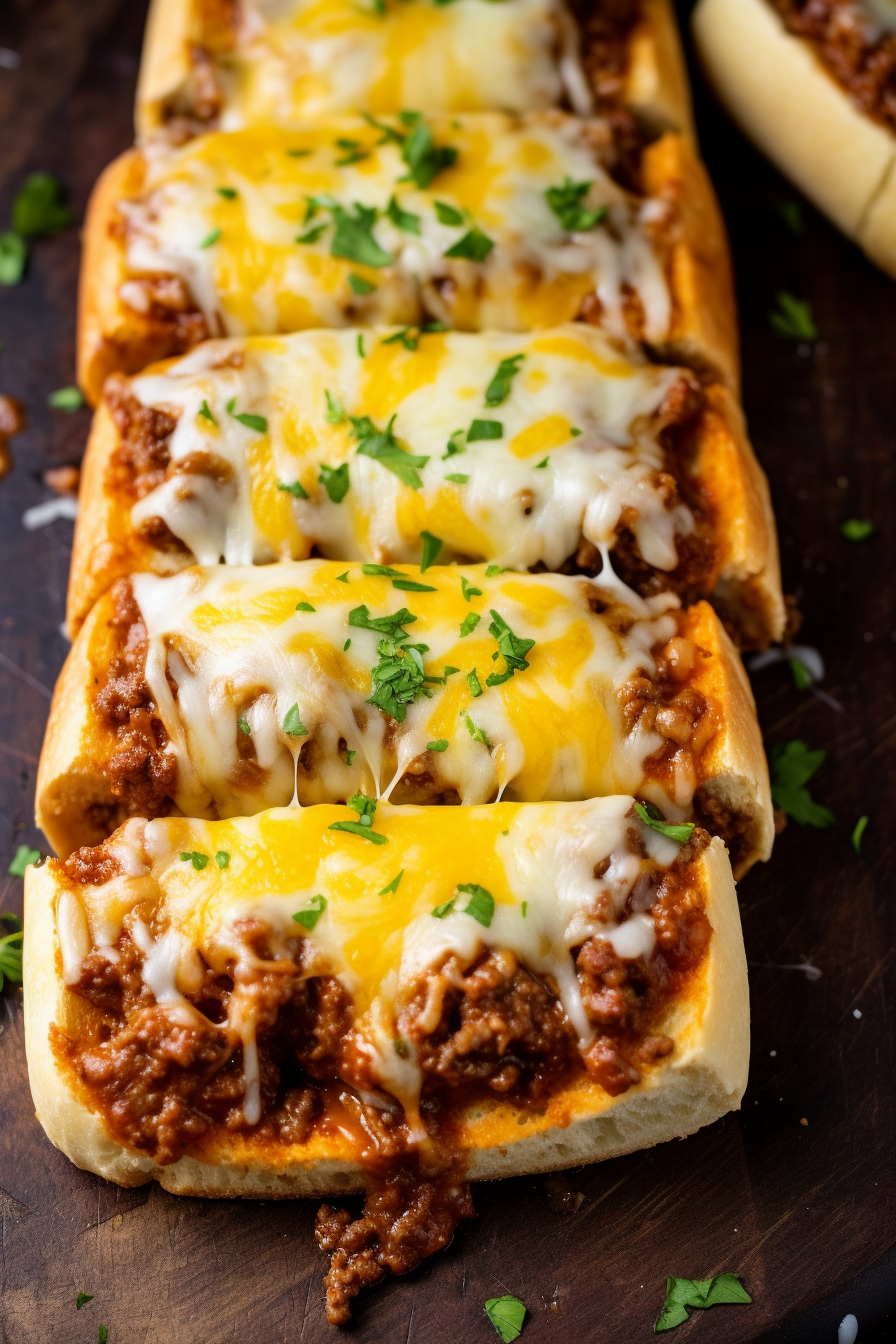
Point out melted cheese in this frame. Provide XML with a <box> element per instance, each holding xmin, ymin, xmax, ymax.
<box><xmin>206</xmin><ymin>0</ymin><xmax>592</xmax><ymax>123</ymax></box>
<box><xmin>123</xmin><ymin>116</ymin><xmax>671</xmax><ymax>341</ymax></box>
<box><xmin>126</xmin><ymin>560</ymin><xmax>683</xmax><ymax>819</ymax></box>
<box><xmin>128</xmin><ymin>326</ymin><xmax>693</xmax><ymax>574</ymax></box>
<box><xmin>63</xmin><ymin>798</ymin><xmax>684</xmax><ymax>1123</ymax></box>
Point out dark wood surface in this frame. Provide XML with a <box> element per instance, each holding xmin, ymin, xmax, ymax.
<box><xmin>0</xmin><ymin>2</ymin><xmax>894</xmax><ymax>1340</ymax></box>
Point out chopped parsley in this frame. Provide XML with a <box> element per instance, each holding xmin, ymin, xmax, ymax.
<box><xmin>237</xmin><ymin>717</ymin><xmax>251</xmax><ymax>735</ymax></box>
<box><xmin>769</xmin><ymin>292</ymin><xmax>817</xmax><ymax>341</ymax></box>
<box><xmin>434</xmin><ymin>200</ymin><xmax>464</xmax><ymax>226</ymax></box>
<box><xmin>334</xmin><ymin>137</ymin><xmax>370</xmax><ymax>167</ymax></box>
<box><xmin>332</xmin><ymin>202</ymin><xmax>393</xmax><ymax>267</ymax></box>
<box><xmin>457</xmin><ymin>882</ymin><xmax>494</xmax><ymax>927</ymax></box>
<box><xmin>283</xmin><ymin>703</ymin><xmax>309</xmax><ymax>737</ymax></box>
<box><xmin>420</xmin><ymin>530</ymin><xmax>442</xmax><ymax>572</ymax></box>
<box><xmin>286</xmin><ymin>147</ymin><xmax>313</xmax><ymax>158</ymax></box>
<box><xmin>779</xmin><ymin>200</ymin><xmax>804</xmax><ymax>235</ymax></box>
<box><xmin>484</xmin><ymin>1294</ymin><xmax>527</xmax><ymax>1342</ymax></box>
<box><xmin>545</xmin><ymin>177</ymin><xmax>607</xmax><ymax>232</ymax></box>
<box><xmin>295</xmin><ymin>601</ymin><xmax>316</xmax><ymax>612</ymax></box>
<box><xmin>400</xmin><ymin>118</ymin><xmax>458</xmax><ymax>188</ymax></box>
<box><xmin>443</xmin><ymin>429</ymin><xmax>466</xmax><ymax>459</ymax></box>
<box><xmin>329</xmin><ymin>792</ymin><xmax>388</xmax><ymax>844</ymax></box>
<box><xmin>386</xmin><ymin>195</ymin><xmax>421</xmax><ymax>234</ymax></box>
<box><xmin>461</xmin><ymin>575</ymin><xmax>482</xmax><ymax>603</ymax></box>
<box><xmin>348</xmin><ymin>272</ymin><xmax>377</xmax><ymax>295</ymax></box>
<box><xmin>8</xmin><ymin>844</ymin><xmax>39</xmax><ymax>876</ymax></box>
<box><xmin>851</xmin><ymin>815</ymin><xmax>869</xmax><ymax>854</ymax></box>
<box><xmin>13</xmin><ymin>172</ymin><xmax>72</xmax><ymax>238</ymax></box>
<box><xmin>468</xmin><ymin>418</ymin><xmax>502</xmax><ymax>441</ymax></box>
<box><xmin>467</xmin><ymin>668</ymin><xmax>483</xmax><ymax>698</ymax></box>
<box><xmin>198</xmin><ymin>399</ymin><xmax>217</xmax><ymax>424</ymax></box>
<box><xmin>0</xmin><ymin>232</ymin><xmax>27</xmax><ymax>286</ymax></box>
<box><xmin>324</xmin><ymin>389</ymin><xmax>345</xmax><ymax>423</ymax></box>
<box><xmin>297</xmin><ymin>223</ymin><xmax>327</xmax><ymax>245</ymax></box>
<box><xmin>217</xmin><ymin>186</ymin><xmax>237</xmax><ymax>199</ymax></box>
<box><xmin>367</xmin><ymin>630</ymin><xmax>433</xmax><ymax>721</ymax></box>
<box><xmin>431</xmin><ymin>897</ymin><xmax>456</xmax><ymax>919</ymax></box>
<box><xmin>840</xmin><ymin>518</ymin><xmax>873</xmax><ymax>541</ymax></box>
<box><xmin>378</xmin><ymin>869</ymin><xmax>404</xmax><ymax>895</ymax></box>
<box><xmin>485</xmin><ymin>564</ymin><xmax>505</xmax><ymax>576</ymax></box>
<box><xmin>350</xmin><ymin>413</ymin><xmax>429</xmax><ymax>488</ymax></box>
<box><xmin>445</xmin><ymin>473</ymin><xmax>468</xmax><ymax>484</ymax></box>
<box><xmin>769</xmin><ymin>740</ymin><xmax>835</xmax><ymax>827</ymax></box>
<box><xmin>199</xmin><ymin>227</ymin><xmax>221</xmax><ymax>249</ymax></box>
<box><xmin>485</xmin><ymin>610</ymin><xmax>534</xmax><ymax>687</ymax></box>
<box><xmin>444</xmin><ymin>226</ymin><xmax>494</xmax><ymax>262</ymax></box>
<box><xmin>180</xmin><ymin>851</ymin><xmax>209</xmax><ymax>871</ymax></box>
<box><xmin>383</xmin><ymin>326</ymin><xmax>422</xmax><ymax>350</ymax></box>
<box><xmin>98</xmin><ymin>1327</ymin><xmax>108</xmax><ymax>1344</ymax></box>
<box><xmin>459</xmin><ymin>611</ymin><xmax>481</xmax><ymax>637</ymax></box>
<box><xmin>319</xmin><ymin>462</ymin><xmax>350</xmax><ymax>503</ymax></box>
<box><xmin>343</xmin><ymin>638</ymin><xmax>351</xmax><ymax>650</ymax></box>
<box><xmin>464</xmin><ymin>713</ymin><xmax>491</xmax><ymax>747</ymax></box>
<box><xmin>349</xmin><ymin>604</ymin><xmax>417</xmax><ymax>638</ymax></box>
<box><xmin>790</xmin><ymin>656</ymin><xmax>813</xmax><ymax>691</ymax></box>
<box><xmin>634</xmin><ymin>800</ymin><xmax>695</xmax><ymax>845</ymax></box>
<box><xmin>427</xmin><ymin>739</ymin><xmax>449</xmax><ymax>752</ymax></box>
<box><xmin>534</xmin><ymin>456</ymin><xmax>549</xmax><ymax>469</ymax></box>
<box><xmin>336</xmin><ymin>570</ymin><xmax>351</xmax><ymax>582</ymax></box>
<box><xmin>278</xmin><ymin>479</ymin><xmax>309</xmax><ymax>499</ymax></box>
<box><xmin>215</xmin><ymin>850</ymin><xmax>230</xmax><ymax>869</ymax></box>
<box><xmin>357</xmin><ymin>334</ymin><xmax>366</xmax><ymax>358</ymax></box>
<box><xmin>76</xmin><ymin>1294</ymin><xmax>94</xmax><ymax>1310</ymax></box>
<box><xmin>341</xmin><ymin>747</ymin><xmax>356</xmax><ymax>765</ymax></box>
<box><xmin>292</xmin><ymin>894</ymin><xmax>327</xmax><ymax>931</ymax></box>
<box><xmin>656</xmin><ymin>1274</ymin><xmax>751</xmax><ymax>1332</ymax></box>
<box><xmin>521</xmin><ymin>900</ymin><xmax>527</xmax><ymax>917</ymax></box>
<box><xmin>47</xmin><ymin>385</ymin><xmax>84</xmax><ymax>412</ymax></box>
<box><xmin>484</xmin><ymin>353</ymin><xmax>524</xmax><ymax>407</ymax></box>
<box><xmin>0</xmin><ymin>914</ymin><xmax>23</xmax><ymax>992</ymax></box>
<box><xmin>225</xmin><ymin>398</ymin><xmax>267</xmax><ymax>433</ymax></box>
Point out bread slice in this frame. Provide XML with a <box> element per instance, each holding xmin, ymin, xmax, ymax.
<box><xmin>692</xmin><ymin>0</ymin><xmax>896</xmax><ymax>278</ymax></box>
<box><xmin>76</xmin><ymin>118</ymin><xmax>739</xmax><ymax>405</ymax></box>
<box><xmin>24</xmin><ymin>806</ymin><xmax>749</xmax><ymax>1195</ymax></box>
<box><xmin>136</xmin><ymin>0</ymin><xmax>695</xmax><ymax>141</ymax></box>
<box><xmin>64</xmin><ymin>330</ymin><xmax>780</xmax><ymax>643</ymax></box>
<box><xmin>36</xmin><ymin>563</ymin><xmax>773</xmax><ymax>873</ymax></box>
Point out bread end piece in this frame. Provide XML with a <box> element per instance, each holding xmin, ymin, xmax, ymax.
<box><xmin>625</xmin><ymin>0</ymin><xmax>697</xmax><ymax>144</ymax></box>
<box><xmin>692</xmin><ymin>0</ymin><xmax>896</xmax><ymax>276</ymax></box>
<box><xmin>135</xmin><ymin>0</ymin><xmax>198</xmax><ymax>141</ymax></box>
<box><xmin>24</xmin><ymin>836</ymin><xmax>747</xmax><ymax>1195</ymax></box>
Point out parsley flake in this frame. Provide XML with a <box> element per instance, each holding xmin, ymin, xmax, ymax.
<box><xmin>198</xmin><ymin>399</ymin><xmax>217</xmax><ymax>425</ymax></box>
<box><xmin>459</xmin><ymin>612</ymin><xmax>481</xmax><ymax>637</ymax></box>
<box><xmin>324</xmin><ymin>389</ymin><xmax>345</xmax><ymax>424</ymax></box>
<box><xmin>545</xmin><ymin>177</ymin><xmax>607</xmax><ymax>232</ymax></box>
<box><xmin>199</xmin><ymin>227</ymin><xmax>221</xmax><ymax>249</ymax></box>
<box><xmin>634</xmin><ymin>801</ymin><xmax>695</xmax><ymax>845</ymax></box>
<box><xmin>655</xmin><ymin>1274</ymin><xmax>751</xmax><ymax>1332</ymax></box>
<box><xmin>238</xmin><ymin>717</ymin><xmax>251</xmax><ymax>735</ymax></box>
<box><xmin>350</xmin><ymin>413</ymin><xmax>429</xmax><ymax>488</ymax></box>
<box><xmin>295</xmin><ymin>601</ymin><xmax>316</xmax><ymax>612</ymax></box>
<box><xmin>0</xmin><ymin>915</ymin><xmax>23</xmax><ymax>992</ymax></box>
<box><xmin>217</xmin><ymin>186</ymin><xmax>237</xmax><ymax>199</ymax></box>
<box><xmin>283</xmin><ymin>703</ymin><xmax>309</xmax><ymax>737</ymax></box>
<box><xmin>485</xmin><ymin>610</ymin><xmax>534</xmax><ymax>686</ymax></box>
<box><xmin>47</xmin><ymin>386</ymin><xmax>84</xmax><ymax>412</ymax></box>
<box><xmin>8</xmin><ymin>844</ymin><xmax>39</xmax><ymax>876</ymax></box>
<box><xmin>13</xmin><ymin>172</ymin><xmax>72</xmax><ymax>238</ymax></box>
<box><xmin>468</xmin><ymin>418</ymin><xmax>502</xmax><ymax>441</ymax></box>
<box><xmin>98</xmin><ymin>1326</ymin><xmax>108</xmax><ymax>1344</ymax></box>
<box><xmin>443</xmin><ymin>429</ymin><xmax>466</xmax><ymax>459</ymax></box>
<box><xmin>297</xmin><ymin>223</ymin><xmax>327</xmax><ymax>244</ymax></box>
<box><xmin>434</xmin><ymin>200</ymin><xmax>465</xmax><ymax>226</ymax></box>
<box><xmin>431</xmin><ymin>897</ymin><xmax>456</xmax><ymax>919</ymax></box>
<box><xmin>348</xmin><ymin>272</ymin><xmax>377</xmax><ymax>295</ymax></box>
<box><xmin>457</xmin><ymin>882</ymin><xmax>494</xmax><ymax>927</ymax></box>
<box><xmin>225</xmin><ymin>398</ymin><xmax>267</xmax><ymax>433</ymax></box>
<box><xmin>444</xmin><ymin>227</ymin><xmax>494</xmax><ymax>262</ymax></box>
<box><xmin>180</xmin><ymin>851</ymin><xmax>209</xmax><ymax>871</ymax></box>
<box><xmin>534</xmin><ymin>456</ymin><xmax>549</xmax><ymax>469</ymax></box>
<box><xmin>461</xmin><ymin>575</ymin><xmax>482</xmax><ymax>603</ymax></box>
<box><xmin>464</xmin><ymin>713</ymin><xmax>492</xmax><ymax>747</ymax></box>
<box><xmin>420</xmin><ymin>530</ymin><xmax>442</xmax><ymax>572</ymax></box>
<box><xmin>386</xmin><ymin>195</ymin><xmax>421</xmax><ymax>234</ymax></box>
<box><xmin>215</xmin><ymin>850</ymin><xmax>230</xmax><ymax>869</ymax></box>
<box><xmin>329</xmin><ymin>793</ymin><xmax>388</xmax><ymax>844</ymax></box>
<box><xmin>485</xmin><ymin>564</ymin><xmax>505</xmax><ymax>577</ymax></box>
<box><xmin>484</xmin><ymin>1294</ymin><xmax>527</xmax><ymax>1342</ymax></box>
<box><xmin>319</xmin><ymin>462</ymin><xmax>350</xmax><ymax>503</ymax></box>
<box><xmin>400</xmin><ymin>118</ymin><xmax>458</xmax><ymax>188</ymax></box>
<box><xmin>467</xmin><ymin>668</ymin><xmax>483</xmax><ymax>698</ymax></box>
<box><xmin>278</xmin><ymin>479</ymin><xmax>309</xmax><ymax>499</ymax></box>
<box><xmin>76</xmin><ymin>1294</ymin><xmax>94</xmax><ymax>1310</ymax></box>
<box><xmin>779</xmin><ymin>200</ymin><xmax>804</xmax><ymax>235</ymax></box>
<box><xmin>769</xmin><ymin>740</ymin><xmax>835</xmax><ymax>827</ymax></box>
<box><xmin>332</xmin><ymin>202</ymin><xmax>393</xmax><ymax>267</ymax></box>
<box><xmin>484</xmin><ymin>354</ymin><xmax>524</xmax><ymax>407</ymax></box>
<box><xmin>293</xmin><ymin>894</ymin><xmax>327</xmax><ymax>931</ymax></box>
<box><xmin>852</xmin><ymin>815</ymin><xmax>869</xmax><ymax>854</ymax></box>
<box><xmin>378</xmin><ymin>869</ymin><xmax>404</xmax><ymax>895</ymax></box>
<box><xmin>445</xmin><ymin>472</ymin><xmax>468</xmax><ymax>483</ymax></box>
<box><xmin>357</xmin><ymin>334</ymin><xmax>366</xmax><ymax>358</ymax></box>
<box><xmin>0</xmin><ymin>232</ymin><xmax>28</xmax><ymax>286</ymax></box>
<box><xmin>427</xmin><ymin>739</ymin><xmax>449</xmax><ymax>752</ymax></box>
<box><xmin>769</xmin><ymin>292</ymin><xmax>817</xmax><ymax>341</ymax></box>
<box><xmin>841</xmin><ymin>518</ymin><xmax>873</xmax><ymax>541</ymax></box>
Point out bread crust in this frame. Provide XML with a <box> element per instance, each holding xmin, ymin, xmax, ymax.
<box><xmin>65</xmin><ymin>356</ymin><xmax>779</xmax><ymax>642</ymax></box>
<box><xmin>24</xmin><ymin>836</ymin><xmax>748</xmax><ymax>1194</ymax></box>
<box><xmin>36</xmin><ymin>586</ymin><xmax>773</xmax><ymax>874</ymax></box>
<box><xmin>135</xmin><ymin>0</ymin><xmax>696</xmax><ymax>140</ymax></box>
<box><xmin>692</xmin><ymin>0</ymin><xmax>896</xmax><ymax>278</ymax></box>
<box><xmin>76</xmin><ymin>127</ymin><xmax>740</xmax><ymax>407</ymax></box>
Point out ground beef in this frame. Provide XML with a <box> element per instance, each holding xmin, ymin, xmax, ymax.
<box><xmin>93</xmin><ymin>578</ymin><xmax>177</xmax><ymax>820</ymax></box>
<box><xmin>315</xmin><ymin>1163</ymin><xmax>475</xmax><ymax>1326</ymax></box>
<box><xmin>401</xmin><ymin>949</ymin><xmax>578</xmax><ymax>1100</ymax></box>
<box><xmin>105</xmin><ymin>378</ymin><xmax>178</xmax><ymax>500</ymax></box>
<box><xmin>577</xmin><ymin>0</ymin><xmax>643</xmax><ymax>115</ymax></box>
<box><xmin>773</xmin><ymin>0</ymin><xmax>896</xmax><ymax>132</ymax></box>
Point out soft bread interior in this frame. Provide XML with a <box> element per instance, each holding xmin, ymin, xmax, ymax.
<box><xmin>24</xmin><ymin>836</ymin><xmax>748</xmax><ymax>1195</ymax></box>
<box><xmin>692</xmin><ymin>0</ymin><xmax>896</xmax><ymax>273</ymax></box>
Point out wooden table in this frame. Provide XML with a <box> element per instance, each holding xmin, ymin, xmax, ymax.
<box><xmin>0</xmin><ymin>2</ymin><xmax>893</xmax><ymax>1339</ymax></box>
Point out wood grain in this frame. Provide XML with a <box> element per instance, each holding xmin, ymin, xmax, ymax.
<box><xmin>0</xmin><ymin>1</ymin><xmax>893</xmax><ymax>1339</ymax></box>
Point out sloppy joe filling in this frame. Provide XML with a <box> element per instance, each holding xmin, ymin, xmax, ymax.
<box><xmin>772</xmin><ymin>0</ymin><xmax>896</xmax><ymax>131</ymax></box>
<box><xmin>54</xmin><ymin>809</ymin><xmax>711</xmax><ymax>1322</ymax></box>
